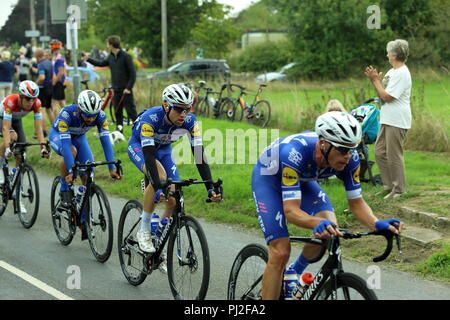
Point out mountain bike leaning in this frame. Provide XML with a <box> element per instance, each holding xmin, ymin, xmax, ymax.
<box><xmin>0</xmin><ymin>141</ymin><xmax>49</xmax><ymax>228</ymax></box>
<box><xmin>118</xmin><ymin>177</ymin><xmax>223</xmax><ymax>300</ymax></box>
<box><xmin>50</xmin><ymin>160</ymin><xmax>122</xmax><ymax>263</ymax></box>
<box><xmin>219</xmin><ymin>84</ymin><xmax>271</xmax><ymax>127</ymax></box>
<box><xmin>228</xmin><ymin>221</ymin><xmax>402</xmax><ymax>300</ymax></box>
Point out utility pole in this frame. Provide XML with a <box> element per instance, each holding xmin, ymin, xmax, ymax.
<box><xmin>30</xmin><ymin>0</ymin><xmax>37</xmax><ymax>46</ymax></box>
<box><xmin>161</xmin><ymin>0</ymin><xmax>167</xmax><ymax>69</ymax></box>
<box><xmin>43</xmin><ymin>0</ymin><xmax>48</xmax><ymax>47</ymax></box>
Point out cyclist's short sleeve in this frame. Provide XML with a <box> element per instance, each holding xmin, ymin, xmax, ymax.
<box><xmin>96</xmin><ymin>111</ymin><xmax>110</xmax><ymax>137</ymax></box>
<box><xmin>140</xmin><ymin>122</ymin><xmax>155</xmax><ymax>147</ymax></box>
<box><xmin>336</xmin><ymin>151</ymin><xmax>363</xmax><ymax>199</ymax></box>
<box><xmin>32</xmin><ymin>99</ymin><xmax>42</xmax><ymax>120</ymax></box>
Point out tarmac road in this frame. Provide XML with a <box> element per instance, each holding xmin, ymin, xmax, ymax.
<box><xmin>0</xmin><ymin>172</ymin><xmax>449</xmax><ymax>300</ymax></box>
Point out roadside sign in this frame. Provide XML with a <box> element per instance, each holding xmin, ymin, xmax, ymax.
<box><xmin>50</xmin><ymin>0</ymin><xmax>87</xmax><ymax>24</ymax></box>
<box><xmin>40</xmin><ymin>36</ymin><xmax>51</xmax><ymax>42</ymax></box>
<box><xmin>25</xmin><ymin>30</ymin><xmax>41</xmax><ymax>38</ymax></box>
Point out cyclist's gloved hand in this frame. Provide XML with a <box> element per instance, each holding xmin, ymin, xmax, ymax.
<box><xmin>153</xmin><ymin>188</ymin><xmax>164</xmax><ymax>203</ymax></box>
<box><xmin>40</xmin><ymin>147</ymin><xmax>50</xmax><ymax>159</ymax></box>
<box><xmin>375</xmin><ymin>218</ymin><xmax>401</xmax><ymax>234</ymax></box>
<box><xmin>313</xmin><ymin>219</ymin><xmax>335</xmax><ymax>235</ymax></box>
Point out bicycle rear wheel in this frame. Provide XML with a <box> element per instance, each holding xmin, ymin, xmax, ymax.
<box><xmin>218</xmin><ymin>98</ymin><xmax>237</xmax><ymax>121</ymax></box>
<box><xmin>317</xmin><ymin>272</ymin><xmax>378</xmax><ymax>300</ymax></box>
<box><xmin>17</xmin><ymin>164</ymin><xmax>39</xmax><ymax>229</ymax></box>
<box><xmin>249</xmin><ymin>100</ymin><xmax>271</xmax><ymax>128</ymax></box>
<box><xmin>117</xmin><ymin>199</ymin><xmax>147</xmax><ymax>286</ymax></box>
<box><xmin>50</xmin><ymin>177</ymin><xmax>75</xmax><ymax>246</ymax></box>
<box><xmin>85</xmin><ymin>184</ymin><xmax>114</xmax><ymax>263</ymax></box>
<box><xmin>227</xmin><ymin>243</ymin><xmax>267</xmax><ymax>300</ymax></box>
<box><xmin>196</xmin><ymin>96</ymin><xmax>207</xmax><ymax>116</ymax></box>
<box><xmin>167</xmin><ymin>215</ymin><xmax>210</xmax><ymax>300</ymax></box>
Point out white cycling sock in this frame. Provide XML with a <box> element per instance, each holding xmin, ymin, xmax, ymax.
<box><xmin>140</xmin><ymin>210</ymin><xmax>152</xmax><ymax>232</ymax></box>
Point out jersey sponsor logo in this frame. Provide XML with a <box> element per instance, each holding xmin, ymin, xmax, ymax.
<box><xmin>149</xmin><ymin>113</ymin><xmax>158</xmax><ymax>122</ymax></box>
<box><xmin>288</xmin><ymin>147</ymin><xmax>302</xmax><ymax>166</ymax></box>
<box><xmin>58</xmin><ymin>120</ymin><xmax>69</xmax><ymax>132</ymax></box>
<box><xmin>141</xmin><ymin>123</ymin><xmax>154</xmax><ymax>137</ymax></box>
<box><xmin>191</xmin><ymin>122</ymin><xmax>201</xmax><ymax>137</ymax></box>
<box><xmin>282</xmin><ymin>166</ymin><xmax>299</xmax><ymax>186</ymax></box>
<box><xmin>318</xmin><ymin>190</ymin><xmax>327</xmax><ymax>203</ymax></box>
<box><xmin>61</xmin><ymin>111</ymin><xmax>70</xmax><ymax>119</ymax></box>
<box><xmin>4</xmin><ymin>107</ymin><xmax>12</xmax><ymax>115</ymax></box>
<box><xmin>275</xmin><ymin>211</ymin><xmax>283</xmax><ymax>229</ymax></box>
<box><xmin>102</xmin><ymin>119</ymin><xmax>110</xmax><ymax>131</ymax></box>
<box><xmin>353</xmin><ymin>165</ymin><xmax>361</xmax><ymax>183</ymax></box>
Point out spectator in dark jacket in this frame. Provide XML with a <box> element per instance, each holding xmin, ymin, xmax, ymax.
<box><xmin>84</xmin><ymin>35</ymin><xmax>137</xmax><ymax>133</ymax></box>
<box><xmin>0</xmin><ymin>51</ymin><xmax>16</xmax><ymax>102</ymax></box>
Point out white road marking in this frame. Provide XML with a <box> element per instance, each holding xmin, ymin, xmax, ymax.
<box><xmin>0</xmin><ymin>260</ymin><xmax>74</xmax><ymax>300</ymax></box>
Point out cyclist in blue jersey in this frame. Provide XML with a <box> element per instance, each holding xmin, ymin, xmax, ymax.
<box><xmin>49</xmin><ymin>90</ymin><xmax>122</xmax><ymax>238</ymax></box>
<box><xmin>128</xmin><ymin>83</ymin><xmax>222</xmax><ymax>253</ymax></box>
<box><xmin>252</xmin><ymin>111</ymin><xmax>404</xmax><ymax>300</ymax></box>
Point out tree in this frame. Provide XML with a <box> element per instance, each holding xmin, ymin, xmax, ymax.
<box><xmin>190</xmin><ymin>4</ymin><xmax>240</xmax><ymax>59</ymax></box>
<box><xmin>85</xmin><ymin>0</ymin><xmax>213</xmax><ymax>66</ymax></box>
<box><xmin>234</xmin><ymin>0</ymin><xmax>285</xmax><ymax>31</ymax></box>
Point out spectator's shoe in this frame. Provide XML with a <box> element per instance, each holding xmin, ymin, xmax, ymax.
<box><xmin>392</xmin><ymin>192</ymin><xmax>406</xmax><ymax>199</ymax></box>
<box><xmin>376</xmin><ymin>189</ymin><xmax>391</xmax><ymax>197</ymax></box>
<box><xmin>137</xmin><ymin>231</ymin><xmax>156</xmax><ymax>253</ymax></box>
<box><xmin>384</xmin><ymin>191</ymin><xmax>406</xmax><ymax>200</ymax></box>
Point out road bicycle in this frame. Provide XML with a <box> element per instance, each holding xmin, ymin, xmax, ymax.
<box><xmin>50</xmin><ymin>160</ymin><xmax>122</xmax><ymax>263</ymax></box>
<box><xmin>117</xmin><ymin>177</ymin><xmax>223</xmax><ymax>300</ymax></box>
<box><xmin>80</xmin><ymin>80</ymin><xmax>127</xmax><ymax>127</ymax></box>
<box><xmin>0</xmin><ymin>141</ymin><xmax>49</xmax><ymax>229</ymax></box>
<box><xmin>195</xmin><ymin>85</ymin><xmax>221</xmax><ymax>118</ymax></box>
<box><xmin>227</xmin><ymin>222</ymin><xmax>401</xmax><ymax>300</ymax></box>
<box><xmin>218</xmin><ymin>84</ymin><xmax>271</xmax><ymax>127</ymax></box>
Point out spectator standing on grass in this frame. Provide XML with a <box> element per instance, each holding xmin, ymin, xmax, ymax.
<box><xmin>0</xmin><ymin>51</ymin><xmax>15</xmax><ymax>102</ymax></box>
<box><xmin>365</xmin><ymin>39</ymin><xmax>412</xmax><ymax>200</ymax></box>
<box><xmin>50</xmin><ymin>39</ymin><xmax>67</xmax><ymax>112</ymax></box>
<box><xmin>34</xmin><ymin>48</ymin><xmax>54</xmax><ymax>138</ymax></box>
<box><xmin>17</xmin><ymin>47</ymin><xmax>31</xmax><ymax>82</ymax></box>
<box><xmin>84</xmin><ymin>35</ymin><xmax>138</xmax><ymax>133</ymax></box>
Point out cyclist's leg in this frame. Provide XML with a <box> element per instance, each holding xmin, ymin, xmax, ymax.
<box><xmin>252</xmin><ymin>165</ymin><xmax>290</xmax><ymax>300</ymax></box>
<box><xmin>50</xmin><ymin>129</ymin><xmax>77</xmax><ymax>193</ymax></box>
<box><xmin>290</xmin><ymin>181</ymin><xmax>335</xmax><ymax>274</ymax></box>
<box><xmin>156</xmin><ymin>146</ymin><xmax>178</xmax><ymax>218</ymax></box>
<box><xmin>73</xmin><ymin>134</ymin><xmax>94</xmax><ymax>186</ymax></box>
<box><xmin>12</xmin><ymin>119</ymin><xmax>26</xmax><ymax>167</ymax></box>
<box><xmin>0</xmin><ymin>119</ymin><xmax>18</xmax><ymax>167</ymax></box>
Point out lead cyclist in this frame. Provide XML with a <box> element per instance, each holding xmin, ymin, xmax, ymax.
<box><xmin>251</xmin><ymin>111</ymin><xmax>404</xmax><ymax>300</ymax></box>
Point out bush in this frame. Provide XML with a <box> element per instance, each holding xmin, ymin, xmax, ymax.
<box><xmin>228</xmin><ymin>40</ymin><xmax>293</xmax><ymax>73</ymax></box>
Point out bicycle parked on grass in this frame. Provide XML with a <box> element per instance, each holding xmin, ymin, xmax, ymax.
<box><xmin>227</xmin><ymin>222</ymin><xmax>401</xmax><ymax>300</ymax></box>
<box><xmin>196</xmin><ymin>85</ymin><xmax>220</xmax><ymax>118</ymax></box>
<box><xmin>50</xmin><ymin>160</ymin><xmax>122</xmax><ymax>263</ymax></box>
<box><xmin>217</xmin><ymin>84</ymin><xmax>271</xmax><ymax>128</ymax></box>
<box><xmin>0</xmin><ymin>141</ymin><xmax>49</xmax><ymax>228</ymax></box>
<box><xmin>118</xmin><ymin>177</ymin><xmax>223</xmax><ymax>300</ymax></box>
<box><xmin>80</xmin><ymin>80</ymin><xmax>127</xmax><ymax>127</ymax></box>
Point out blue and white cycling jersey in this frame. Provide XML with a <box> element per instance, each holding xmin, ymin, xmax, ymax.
<box><xmin>49</xmin><ymin>104</ymin><xmax>115</xmax><ymax>172</ymax></box>
<box><xmin>128</xmin><ymin>106</ymin><xmax>203</xmax><ymax>181</ymax></box>
<box><xmin>252</xmin><ymin>131</ymin><xmax>362</xmax><ymax>244</ymax></box>
<box><xmin>129</xmin><ymin>106</ymin><xmax>202</xmax><ymax>149</ymax></box>
<box><xmin>256</xmin><ymin>131</ymin><xmax>362</xmax><ymax>201</ymax></box>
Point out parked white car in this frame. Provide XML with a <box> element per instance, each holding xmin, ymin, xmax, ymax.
<box><xmin>255</xmin><ymin>62</ymin><xmax>297</xmax><ymax>83</ymax></box>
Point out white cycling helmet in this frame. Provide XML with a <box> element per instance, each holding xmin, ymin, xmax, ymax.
<box><xmin>19</xmin><ymin>80</ymin><xmax>39</xmax><ymax>98</ymax></box>
<box><xmin>78</xmin><ymin>90</ymin><xmax>102</xmax><ymax>115</ymax></box>
<box><xmin>162</xmin><ymin>83</ymin><xmax>194</xmax><ymax>106</ymax></box>
<box><xmin>315</xmin><ymin>111</ymin><xmax>362</xmax><ymax>148</ymax></box>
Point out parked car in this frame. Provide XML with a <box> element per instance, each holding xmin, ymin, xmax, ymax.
<box><xmin>147</xmin><ymin>59</ymin><xmax>230</xmax><ymax>80</ymax></box>
<box><xmin>255</xmin><ymin>62</ymin><xmax>297</xmax><ymax>83</ymax></box>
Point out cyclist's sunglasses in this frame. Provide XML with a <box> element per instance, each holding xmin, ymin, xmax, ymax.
<box><xmin>80</xmin><ymin>111</ymin><xmax>98</xmax><ymax>118</ymax></box>
<box><xmin>171</xmin><ymin>104</ymin><xmax>191</xmax><ymax>114</ymax></box>
<box><xmin>21</xmin><ymin>96</ymin><xmax>36</xmax><ymax>102</ymax></box>
<box><xmin>332</xmin><ymin>145</ymin><xmax>356</xmax><ymax>155</ymax></box>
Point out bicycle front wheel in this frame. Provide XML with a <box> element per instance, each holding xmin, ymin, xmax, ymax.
<box><xmin>196</xmin><ymin>97</ymin><xmax>207</xmax><ymax>117</ymax></box>
<box><xmin>167</xmin><ymin>215</ymin><xmax>210</xmax><ymax>300</ymax></box>
<box><xmin>50</xmin><ymin>177</ymin><xmax>75</xmax><ymax>245</ymax></box>
<box><xmin>250</xmin><ymin>100</ymin><xmax>271</xmax><ymax>128</ymax></box>
<box><xmin>317</xmin><ymin>272</ymin><xmax>378</xmax><ymax>300</ymax></box>
<box><xmin>85</xmin><ymin>184</ymin><xmax>114</xmax><ymax>263</ymax></box>
<box><xmin>17</xmin><ymin>164</ymin><xmax>39</xmax><ymax>229</ymax></box>
<box><xmin>0</xmin><ymin>178</ymin><xmax>8</xmax><ymax>216</ymax></box>
<box><xmin>227</xmin><ymin>243</ymin><xmax>267</xmax><ymax>300</ymax></box>
<box><xmin>117</xmin><ymin>199</ymin><xmax>147</xmax><ymax>286</ymax></box>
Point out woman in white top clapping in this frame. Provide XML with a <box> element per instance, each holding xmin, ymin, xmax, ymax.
<box><xmin>365</xmin><ymin>39</ymin><xmax>412</xmax><ymax>200</ymax></box>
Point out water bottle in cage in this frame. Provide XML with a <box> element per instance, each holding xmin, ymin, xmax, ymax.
<box><xmin>75</xmin><ymin>185</ymin><xmax>87</xmax><ymax>210</ymax></box>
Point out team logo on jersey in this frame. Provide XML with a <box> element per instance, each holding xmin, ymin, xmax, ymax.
<box><xmin>141</xmin><ymin>123</ymin><xmax>154</xmax><ymax>137</ymax></box>
<box><xmin>288</xmin><ymin>147</ymin><xmax>302</xmax><ymax>166</ymax></box>
<box><xmin>102</xmin><ymin>120</ymin><xmax>109</xmax><ymax>130</ymax></box>
<box><xmin>4</xmin><ymin>107</ymin><xmax>12</xmax><ymax>115</ymax></box>
<box><xmin>352</xmin><ymin>165</ymin><xmax>361</xmax><ymax>183</ymax></box>
<box><xmin>282</xmin><ymin>166</ymin><xmax>299</xmax><ymax>186</ymax></box>
<box><xmin>58</xmin><ymin>120</ymin><xmax>69</xmax><ymax>132</ymax></box>
<box><xmin>191</xmin><ymin>122</ymin><xmax>201</xmax><ymax>137</ymax></box>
